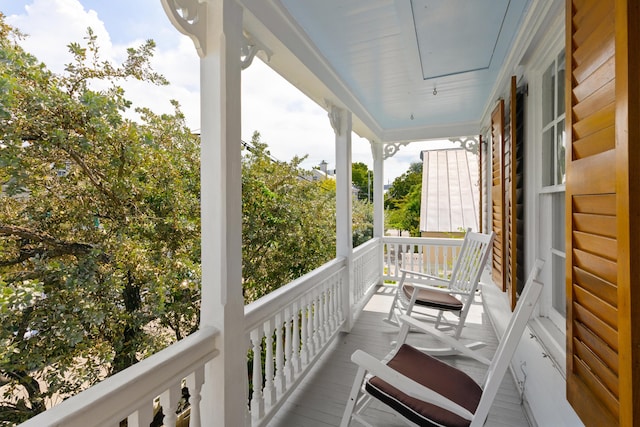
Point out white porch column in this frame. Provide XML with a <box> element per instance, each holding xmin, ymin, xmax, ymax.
<box><xmin>371</xmin><ymin>141</ymin><xmax>385</xmax><ymax>284</ymax></box>
<box><xmin>330</xmin><ymin>106</ymin><xmax>354</xmax><ymax>331</ymax></box>
<box><xmin>371</xmin><ymin>142</ymin><xmax>384</xmax><ymax>239</ymax></box>
<box><xmin>162</xmin><ymin>0</ymin><xmax>246</xmax><ymax>425</ymax></box>
<box><xmin>201</xmin><ymin>2</ymin><xmax>245</xmax><ymax>425</ymax></box>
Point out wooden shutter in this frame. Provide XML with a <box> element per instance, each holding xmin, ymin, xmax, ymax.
<box><xmin>506</xmin><ymin>76</ymin><xmax>526</xmax><ymax>310</ymax></box>
<box><xmin>490</xmin><ymin>100</ymin><xmax>505</xmax><ymax>291</ymax></box>
<box><xmin>566</xmin><ymin>0</ymin><xmax>640</xmax><ymax>425</ymax></box>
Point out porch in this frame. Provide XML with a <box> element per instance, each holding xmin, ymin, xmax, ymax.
<box><xmin>20</xmin><ymin>236</ymin><xmax>530</xmax><ymax>427</ymax></box>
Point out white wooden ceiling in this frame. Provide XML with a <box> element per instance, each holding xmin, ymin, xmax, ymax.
<box><xmin>240</xmin><ymin>0</ymin><xmax>531</xmax><ymax>142</ymax></box>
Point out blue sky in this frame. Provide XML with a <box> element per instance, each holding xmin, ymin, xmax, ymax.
<box><xmin>1</xmin><ymin>0</ymin><xmax>453</xmax><ymax>183</ymax></box>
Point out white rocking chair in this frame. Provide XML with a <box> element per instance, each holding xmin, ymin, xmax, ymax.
<box><xmin>341</xmin><ymin>262</ymin><xmax>545</xmax><ymax>427</ymax></box>
<box><xmin>384</xmin><ymin>231</ymin><xmax>494</xmax><ymax>353</ymax></box>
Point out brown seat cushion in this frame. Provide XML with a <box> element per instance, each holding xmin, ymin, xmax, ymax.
<box><xmin>402</xmin><ymin>284</ymin><xmax>464</xmax><ymax>311</ymax></box>
<box><xmin>365</xmin><ymin>344</ymin><xmax>482</xmax><ymax>427</ymax></box>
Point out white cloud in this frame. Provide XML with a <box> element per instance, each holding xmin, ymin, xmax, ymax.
<box><xmin>6</xmin><ymin>0</ymin><xmax>111</xmax><ymax>73</ymax></box>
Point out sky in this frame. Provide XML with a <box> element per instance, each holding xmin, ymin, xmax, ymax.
<box><xmin>0</xmin><ymin>0</ymin><xmax>457</xmax><ymax>184</ymax></box>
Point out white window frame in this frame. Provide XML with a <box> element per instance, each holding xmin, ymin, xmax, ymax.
<box><xmin>524</xmin><ymin>16</ymin><xmax>567</xmax><ymax>376</ymax></box>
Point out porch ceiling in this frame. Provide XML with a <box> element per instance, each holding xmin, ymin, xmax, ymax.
<box><xmin>239</xmin><ymin>0</ymin><xmax>531</xmax><ymax>143</ymax></box>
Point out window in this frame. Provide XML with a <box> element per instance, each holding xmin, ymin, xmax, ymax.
<box><xmin>539</xmin><ymin>49</ymin><xmax>566</xmax><ymax>332</ymax></box>
<box><xmin>541</xmin><ymin>50</ymin><xmax>566</xmax><ymax>188</ymax></box>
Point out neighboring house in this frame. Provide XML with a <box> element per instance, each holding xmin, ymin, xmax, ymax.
<box><xmin>419</xmin><ymin>148</ymin><xmax>479</xmax><ymax>237</ymax></box>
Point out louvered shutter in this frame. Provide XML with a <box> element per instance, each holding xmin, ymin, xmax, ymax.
<box><xmin>566</xmin><ymin>0</ymin><xmax>639</xmax><ymax>424</ymax></box>
<box><xmin>491</xmin><ymin>100</ymin><xmax>506</xmax><ymax>291</ymax></box>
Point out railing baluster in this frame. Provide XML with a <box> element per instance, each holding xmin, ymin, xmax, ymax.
<box><xmin>292</xmin><ymin>301</ymin><xmax>301</xmax><ymax>374</ymax></box>
<box><xmin>159</xmin><ymin>384</ymin><xmax>181</xmax><ymax>427</ymax></box>
<box><xmin>127</xmin><ymin>403</ymin><xmax>154</xmax><ymax>427</ymax></box>
<box><xmin>321</xmin><ymin>286</ymin><xmax>329</xmax><ymax>343</ymax></box>
<box><xmin>263</xmin><ymin>319</ymin><xmax>275</xmax><ymax>408</ymax></box>
<box><xmin>274</xmin><ymin>312</ymin><xmax>285</xmax><ymax>397</ymax></box>
<box><xmin>250</xmin><ymin>329</ymin><xmax>264</xmax><ymax>421</ymax></box>
<box><xmin>308</xmin><ymin>294</ymin><xmax>316</xmax><ymax>357</ymax></box>
<box><xmin>283</xmin><ymin>306</ymin><xmax>294</xmax><ymax>386</ymax></box>
<box><xmin>300</xmin><ymin>298</ymin><xmax>309</xmax><ymax>366</ymax></box>
<box><xmin>337</xmin><ymin>274</ymin><xmax>344</xmax><ymax>324</ymax></box>
<box><xmin>314</xmin><ymin>291</ymin><xmax>322</xmax><ymax>348</ymax></box>
<box><xmin>186</xmin><ymin>368</ymin><xmax>205</xmax><ymax>427</ymax></box>
<box><xmin>328</xmin><ymin>279</ymin><xmax>337</xmax><ymax>332</ymax></box>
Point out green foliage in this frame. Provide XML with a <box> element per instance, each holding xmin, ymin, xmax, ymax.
<box><xmin>385</xmin><ymin>162</ymin><xmax>422</xmax><ymax>236</ymax></box>
<box><xmin>351</xmin><ymin>162</ymin><xmax>372</xmax><ymax>201</ymax></box>
<box><xmin>0</xmin><ymin>16</ymin><xmax>199</xmax><ymax>423</ymax></box>
<box><xmin>0</xmin><ymin>15</ymin><xmax>360</xmax><ymax>423</ymax></box>
<box><xmin>241</xmin><ymin>132</ymin><xmax>336</xmax><ymax>303</ymax></box>
<box><xmin>352</xmin><ymin>198</ymin><xmax>373</xmax><ymax>247</ymax></box>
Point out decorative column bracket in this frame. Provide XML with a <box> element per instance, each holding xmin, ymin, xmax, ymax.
<box><xmin>327</xmin><ymin>103</ymin><xmax>343</xmax><ymax>136</ymax></box>
<box><xmin>241</xmin><ymin>32</ymin><xmax>272</xmax><ymax>70</ymax></box>
<box><xmin>161</xmin><ymin>0</ymin><xmax>208</xmax><ymax>57</ymax></box>
<box><xmin>383</xmin><ymin>141</ymin><xmax>411</xmax><ymax>159</ymax></box>
<box><xmin>449</xmin><ymin>136</ymin><xmax>480</xmax><ymax>154</ymax></box>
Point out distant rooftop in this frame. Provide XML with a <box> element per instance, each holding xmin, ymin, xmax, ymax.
<box><xmin>420</xmin><ymin>148</ymin><xmax>479</xmax><ymax>233</ymax></box>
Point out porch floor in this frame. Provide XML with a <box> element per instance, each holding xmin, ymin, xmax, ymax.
<box><xmin>268</xmin><ymin>284</ymin><xmax>531</xmax><ymax>427</ymax></box>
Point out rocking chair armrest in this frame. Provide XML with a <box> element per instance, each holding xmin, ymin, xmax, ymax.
<box><xmin>399</xmin><ymin>269</ymin><xmax>445</xmax><ymax>280</ymax></box>
<box><xmin>351</xmin><ymin>349</ymin><xmax>474</xmax><ymax>421</ymax></box>
<box><xmin>397</xmin><ymin>315</ymin><xmax>491</xmax><ymax>365</ymax></box>
<box><xmin>399</xmin><ymin>269</ymin><xmax>449</xmax><ymax>284</ymax></box>
<box><xmin>404</xmin><ymin>282</ymin><xmax>471</xmax><ymax>296</ymax></box>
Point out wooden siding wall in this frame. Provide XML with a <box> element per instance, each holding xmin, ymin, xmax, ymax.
<box><xmin>491</xmin><ymin>100</ymin><xmax>506</xmax><ymax>290</ymax></box>
<box><xmin>566</xmin><ymin>0</ymin><xmax>639</xmax><ymax>425</ymax></box>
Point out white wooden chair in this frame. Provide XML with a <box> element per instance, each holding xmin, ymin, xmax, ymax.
<box><xmin>341</xmin><ymin>263</ymin><xmax>544</xmax><ymax>427</ymax></box>
<box><xmin>384</xmin><ymin>231</ymin><xmax>494</xmax><ymax>348</ymax></box>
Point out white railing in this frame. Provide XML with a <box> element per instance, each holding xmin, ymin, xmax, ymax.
<box><xmin>382</xmin><ymin>236</ymin><xmax>464</xmax><ymax>283</ymax></box>
<box><xmin>19</xmin><ymin>327</ymin><xmax>219</xmax><ymax>427</ymax></box>
<box><xmin>351</xmin><ymin>237</ymin><xmax>382</xmax><ymax>317</ymax></box>
<box><xmin>243</xmin><ymin>258</ymin><xmax>347</xmax><ymax>427</ymax></box>
<box><xmin>16</xmin><ymin>236</ymin><xmax>466</xmax><ymax>427</ymax></box>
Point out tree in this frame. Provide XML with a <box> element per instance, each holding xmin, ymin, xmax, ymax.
<box><xmin>385</xmin><ymin>162</ymin><xmax>422</xmax><ymax>236</ymax></box>
<box><xmin>0</xmin><ymin>18</ymin><xmax>200</xmax><ymax>424</ymax></box>
<box><xmin>351</xmin><ymin>162</ymin><xmax>372</xmax><ymax>201</ymax></box>
<box><xmin>352</xmin><ymin>197</ymin><xmax>373</xmax><ymax>247</ymax></box>
<box><xmin>0</xmin><ymin>16</ymin><xmax>349</xmax><ymax>423</ymax></box>
<box><xmin>385</xmin><ymin>162</ymin><xmax>422</xmax><ymax>210</ymax></box>
<box><xmin>241</xmin><ymin>132</ymin><xmax>336</xmax><ymax>303</ymax></box>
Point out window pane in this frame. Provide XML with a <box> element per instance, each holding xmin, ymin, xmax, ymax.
<box><xmin>557</xmin><ymin>50</ymin><xmax>566</xmax><ymax>117</ymax></box>
<box><xmin>556</xmin><ymin>120</ymin><xmax>566</xmax><ymax>185</ymax></box>
<box><xmin>552</xmin><ymin>192</ymin><xmax>565</xmax><ymax>252</ymax></box>
<box><xmin>552</xmin><ymin>252</ymin><xmax>566</xmax><ymax>317</ymax></box>
<box><xmin>542</xmin><ymin>128</ymin><xmax>554</xmax><ymax>186</ymax></box>
<box><xmin>542</xmin><ymin>62</ymin><xmax>555</xmax><ymax>126</ymax></box>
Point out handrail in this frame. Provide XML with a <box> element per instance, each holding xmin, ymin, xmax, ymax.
<box><xmin>20</xmin><ymin>327</ymin><xmax>219</xmax><ymax>427</ymax></box>
<box><xmin>244</xmin><ymin>257</ymin><xmax>346</xmax><ymax>331</ymax></box>
<box><xmin>382</xmin><ymin>235</ymin><xmax>465</xmax><ymax>283</ymax></box>
<box><xmin>382</xmin><ymin>235</ymin><xmax>464</xmax><ymax>246</ymax></box>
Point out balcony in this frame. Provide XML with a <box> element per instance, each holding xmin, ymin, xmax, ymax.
<box><xmin>20</xmin><ymin>236</ymin><xmax>530</xmax><ymax>427</ymax></box>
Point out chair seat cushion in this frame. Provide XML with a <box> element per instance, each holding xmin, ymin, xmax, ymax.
<box><xmin>402</xmin><ymin>284</ymin><xmax>464</xmax><ymax>311</ymax></box>
<box><xmin>365</xmin><ymin>344</ymin><xmax>482</xmax><ymax>427</ymax></box>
